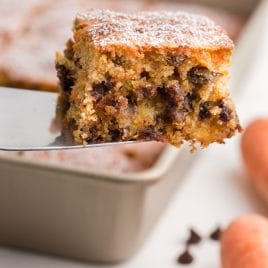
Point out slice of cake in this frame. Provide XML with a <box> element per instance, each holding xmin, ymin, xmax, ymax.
<box><xmin>56</xmin><ymin>9</ymin><xmax>241</xmax><ymax>147</ymax></box>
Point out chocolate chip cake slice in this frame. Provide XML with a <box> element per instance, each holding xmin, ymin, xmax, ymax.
<box><xmin>56</xmin><ymin>9</ymin><xmax>241</xmax><ymax>147</ymax></box>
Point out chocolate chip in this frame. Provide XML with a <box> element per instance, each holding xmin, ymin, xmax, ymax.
<box><xmin>161</xmin><ymin>112</ymin><xmax>172</xmax><ymax>124</ymax></box>
<box><xmin>56</xmin><ymin>63</ymin><xmax>74</xmax><ymax>92</ymax></box>
<box><xmin>140</xmin><ymin>71</ymin><xmax>150</xmax><ymax>79</ymax></box>
<box><xmin>109</xmin><ymin>128</ymin><xmax>122</xmax><ymax>141</ymax></box>
<box><xmin>199</xmin><ymin>102</ymin><xmax>211</xmax><ymax>120</ymax></box>
<box><xmin>219</xmin><ymin>105</ymin><xmax>232</xmax><ymax>122</ymax></box>
<box><xmin>126</xmin><ymin>93</ymin><xmax>137</xmax><ymax>106</ymax></box>
<box><xmin>167</xmin><ymin>54</ymin><xmax>187</xmax><ymax>65</ymax></box>
<box><xmin>186</xmin><ymin>228</ymin><xmax>202</xmax><ymax>245</ymax></box>
<box><xmin>188</xmin><ymin>66</ymin><xmax>217</xmax><ymax>85</ymax></box>
<box><xmin>106</xmin><ymin>98</ymin><xmax>118</xmax><ymax>107</ymax></box>
<box><xmin>86</xmin><ymin>126</ymin><xmax>98</xmax><ymax>143</ymax></box>
<box><xmin>172</xmin><ymin>67</ymin><xmax>180</xmax><ymax>79</ymax></box>
<box><xmin>157</xmin><ymin>85</ymin><xmax>184</xmax><ymax>107</ymax></box>
<box><xmin>184</xmin><ymin>92</ymin><xmax>198</xmax><ymax>112</ymax></box>
<box><xmin>210</xmin><ymin>227</ymin><xmax>222</xmax><ymax>241</ymax></box>
<box><xmin>92</xmin><ymin>79</ymin><xmax>114</xmax><ymax>102</ymax></box>
<box><xmin>177</xmin><ymin>248</ymin><xmax>194</xmax><ymax>265</ymax></box>
<box><xmin>138</xmin><ymin>126</ymin><xmax>159</xmax><ymax>141</ymax></box>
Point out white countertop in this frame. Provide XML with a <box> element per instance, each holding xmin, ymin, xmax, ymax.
<box><xmin>1</xmin><ymin>1</ymin><xmax>268</xmax><ymax>267</ymax></box>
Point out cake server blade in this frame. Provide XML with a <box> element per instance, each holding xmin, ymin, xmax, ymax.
<box><xmin>0</xmin><ymin>87</ymin><xmax>136</xmax><ymax>151</ymax></box>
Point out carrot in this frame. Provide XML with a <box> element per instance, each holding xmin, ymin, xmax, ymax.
<box><xmin>241</xmin><ymin>119</ymin><xmax>268</xmax><ymax>204</ymax></box>
<box><xmin>221</xmin><ymin>214</ymin><xmax>268</xmax><ymax>268</ymax></box>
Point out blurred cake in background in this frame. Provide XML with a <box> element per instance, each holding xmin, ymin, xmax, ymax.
<box><xmin>3</xmin><ymin>142</ymin><xmax>165</xmax><ymax>173</ymax></box>
<box><xmin>0</xmin><ymin>0</ymin><xmax>246</xmax><ymax>91</ymax></box>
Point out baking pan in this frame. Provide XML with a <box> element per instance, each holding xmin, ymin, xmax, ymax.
<box><xmin>0</xmin><ymin>0</ymin><xmax>261</xmax><ymax>263</ymax></box>
<box><xmin>0</xmin><ymin>145</ymin><xmax>193</xmax><ymax>263</ymax></box>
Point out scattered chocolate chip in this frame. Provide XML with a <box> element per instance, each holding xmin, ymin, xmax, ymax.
<box><xmin>109</xmin><ymin>128</ymin><xmax>122</xmax><ymax>141</ymax></box>
<box><xmin>86</xmin><ymin>126</ymin><xmax>101</xmax><ymax>144</ymax></box>
<box><xmin>161</xmin><ymin>111</ymin><xmax>172</xmax><ymax>124</ymax></box>
<box><xmin>157</xmin><ymin>85</ymin><xmax>184</xmax><ymax>107</ymax></box>
<box><xmin>92</xmin><ymin>79</ymin><xmax>114</xmax><ymax>102</ymax></box>
<box><xmin>188</xmin><ymin>66</ymin><xmax>217</xmax><ymax>85</ymax></box>
<box><xmin>177</xmin><ymin>248</ymin><xmax>194</xmax><ymax>265</ymax></box>
<box><xmin>217</xmin><ymin>100</ymin><xmax>224</xmax><ymax>108</ymax></box>
<box><xmin>199</xmin><ymin>102</ymin><xmax>211</xmax><ymax>120</ymax></box>
<box><xmin>55</xmin><ymin>63</ymin><xmax>74</xmax><ymax>92</ymax></box>
<box><xmin>138</xmin><ymin>126</ymin><xmax>159</xmax><ymax>141</ymax></box>
<box><xmin>210</xmin><ymin>227</ymin><xmax>222</xmax><ymax>241</ymax></box>
<box><xmin>167</xmin><ymin>54</ymin><xmax>187</xmax><ymax>65</ymax></box>
<box><xmin>219</xmin><ymin>105</ymin><xmax>232</xmax><ymax>122</ymax></box>
<box><xmin>126</xmin><ymin>93</ymin><xmax>137</xmax><ymax>106</ymax></box>
<box><xmin>186</xmin><ymin>228</ymin><xmax>202</xmax><ymax>245</ymax></box>
<box><xmin>172</xmin><ymin>67</ymin><xmax>181</xmax><ymax>79</ymax></box>
<box><xmin>140</xmin><ymin>71</ymin><xmax>150</xmax><ymax>79</ymax></box>
<box><xmin>106</xmin><ymin>98</ymin><xmax>118</xmax><ymax>107</ymax></box>
<box><xmin>184</xmin><ymin>92</ymin><xmax>198</xmax><ymax>112</ymax></box>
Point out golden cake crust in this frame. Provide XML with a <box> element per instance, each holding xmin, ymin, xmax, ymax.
<box><xmin>75</xmin><ymin>9</ymin><xmax>234</xmax><ymax>51</ymax></box>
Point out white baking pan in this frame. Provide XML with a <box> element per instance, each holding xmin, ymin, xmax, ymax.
<box><xmin>0</xmin><ymin>0</ymin><xmax>260</xmax><ymax>263</ymax></box>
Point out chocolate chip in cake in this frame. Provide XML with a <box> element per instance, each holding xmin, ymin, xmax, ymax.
<box><xmin>219</xmin><ymin>104</ymin><xmax>232</xmax><ymax>122</ymax></box>
<box><xmin>184</xmin><ymin>92</ymin><xmax>198</xmax><ymax>112</ymax></box>
<box><xmin>177</xmin><ymin>248</ymin><xmax>194</xmax><ymax>265</ymax></box>
<box><xmin>126</xmin><ymin>93</ymin><xmax>137</xmax><ymax>107</ymax></box>
<box><xmin>210</xmin><ymin>227</ymin><xmax>222</xmax><ymax>241</ymax></box>
<box><xmin>56</xmin><ymin>63</ymin><xmax>74</xmax><ymax>92</ymax></box>
<box><xmin>199</xmin><ymin>102</ymin><xmax>211</xmax><ymax>120</ymax></box>
<box><xmin>139</xmin><ymin>126</ymin><xmax>160</xmax><ymax>141</ymax></box>
<box><xmin>186</xmin><ymin>228</ymin><xmax>202</xmax><ymax>245</ymax></box>
<box><xmin>106</xmin><ymin>98</ymin><xmax>118</xmax><ymax>107</ymax></box>
<box><xmin>188</xmin><ymin>66</ymin><xmax>218</xmax><ymax>85</ymax></box>
<box><xmin>109</xmin><ymin>128</ymin><xmax>122</xmax><ymax>141</ymax></box>
<box><xmin>157</xmin><ymin>85</ymin><xmax>184</xmax><ymax>107</ymax></box>
<box><xmin>86</xmin><ymin>126</ymin><xmax>98</xmax><ymax>143</ymax></box>
<box><xmin>172</xmin><ymin>67</ymin><xmax>181</xmax><ymax>80</ymax></box>
<box><xmin>92</xmin><ymin>79</ymin><xmax>114</xmax><ymax>102</ymax></box>
<box><xmin>140</xmin><ymin>71</ymin><xmax>150</xmax><ymax>79</ymax></box>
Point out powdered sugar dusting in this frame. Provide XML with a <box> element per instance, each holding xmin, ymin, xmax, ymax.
<box><xmin>75</xmin><ymin>9</ymin><xmax>234</xmax><ymax>50</ymax></box>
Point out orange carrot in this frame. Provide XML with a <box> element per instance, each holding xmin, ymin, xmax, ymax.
<box><xmin>221</xmin><ymin>214</ymin><xmax>268</xmax><ymax>268</ymax></box>
<box><xmin>241</xmin><ymin>119</ymin><xmax>268</xmax><ymax>204</ymax></box>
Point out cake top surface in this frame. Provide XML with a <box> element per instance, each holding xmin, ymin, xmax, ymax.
<box><xmin>75</xmin><ymin>9</ymin><xmax>234</xmax><ymax>50</ymax></box>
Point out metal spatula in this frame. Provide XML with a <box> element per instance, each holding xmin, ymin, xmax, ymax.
<box><xmin>0</xmin><ymin>87</ymin><xmax>135</xmax><ymax>151</ymax></box>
